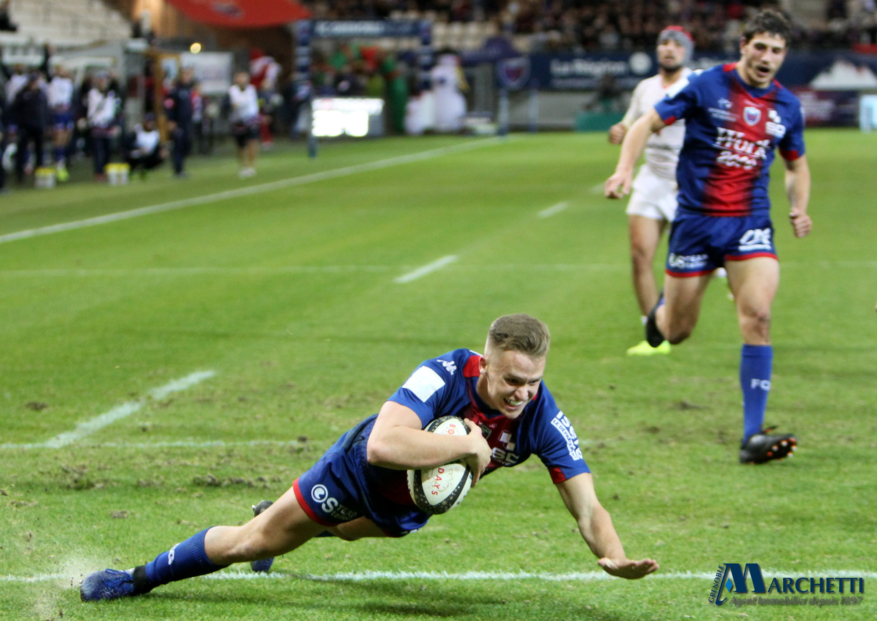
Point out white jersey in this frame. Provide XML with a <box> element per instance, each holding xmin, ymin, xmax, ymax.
<box><xmin>228</xmin><ymin>84</ymin><xmax>259</xmax><ymax>123</ymax></box>
<box><xmin>430</xmin><ymin>56</ymin><xmax>466</xmax><ymax>132</ymax></box>
<box><xmin>47</xmin><ymin>76</ymin><xmax>74</xmax><ymax>110</ymax></box>
<box><xmin>6</xmin><ymin>73</ymin><xmax>28</xmax><ymax>104</ymax></box>
<box><xmin>133</xmin><ymin>125</ymin><xmax>160</xmax><ymax>154</ymax></box>
<box><xmin>87</xmin><ymin>88</ymin><xmax>118</xmax><ymax>128</ymax></box>
<box><xmin>621</xmin><ymin>69</ymin><xmax>691</xmax><ymax>180</ymax></box>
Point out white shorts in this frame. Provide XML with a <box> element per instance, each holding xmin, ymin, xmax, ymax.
<box><xmin>625</xmin><ymin>166</ymin><xmax>678</xmax><ymax>223</ymax></box>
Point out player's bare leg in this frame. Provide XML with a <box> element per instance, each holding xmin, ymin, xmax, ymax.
<box><xmin>82</xmin><ymin>484</ymin><xmax>333</xmax><ymax>601</ymax></box>
<box><xmin>724</xmin><ymin>256</ymin><xmax>794</xmax><ymax>463</ymax></box>
<box><xmin>629</xmin><ymin>215</ymin><xmax>666</xmax><ymax>316</ymax></box>
<box><xmin>206</xmin><ymin>485</ymin><xmax>328</xmax><ymax>564</ymax></box>
<box><xmin>654</xmin><ymin>272</ymin><xmax>712</xmax><ymax>344</ymax></box>
<box><xmin>627</xmin><ymin>215</ymin><xmax>671</xmax><ymax>355</ymax></box>
<box><xmin>725</xmin><ymin>257</ymin><xmax>778</xmax><ymax>345</ymax></box>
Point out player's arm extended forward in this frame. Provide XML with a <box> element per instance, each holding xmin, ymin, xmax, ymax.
<box><xmin>604</xmin><ymin>108</ymin><xmax>666</xmax><ymax>199</ymax></box>
<box><xmin>784</xmin><ymin>154</ymin><xmax>812</xmax><ymax>238</ymax></box>
<box><xmin>367</xmin><ymin>401</ymin><xmax>493</xmax><ymax>484</ymax></box>
<box><xmin>556</xmin><ymin>473</ymin><xmax>659</xmax><ymax>579</ymax></box>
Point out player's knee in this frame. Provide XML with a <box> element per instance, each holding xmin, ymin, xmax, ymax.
<box><xmin>630</xmin><ymin>243</ymin><xmax>654</xmax><ymax>266</ymax></box>
<box><xmin>664</xmin><ymin>321</ymin><xmax>694</xmax><ymax>344</ymax></box>
<box><xmin>742</xmin><ymin>307</ymin><xmax>771</xmax><ymax>329</ymax></box>
<box><xmin>665</xmin><ymin>328</ymin><xmax>691</xmax><ymax>344</ymax></box>
<box><xmin>222</xmin><ymin>526</ymin><xmax>276</xmax><ymax>562</ymax></box>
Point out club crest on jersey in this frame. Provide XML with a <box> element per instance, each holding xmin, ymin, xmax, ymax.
<box><xmin>744</xmin><ymin>106</ymin><xmax>761</xmax><ymax>126</ymax></box>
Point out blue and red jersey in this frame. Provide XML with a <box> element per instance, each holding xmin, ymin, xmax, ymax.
<box><xmin>654</xmin><ymin>63</ymin><xmax>805</xmax><ymax>217</ymax></box>
<box><xmin>363</xmin><ymin>348</ymin><xmax>590</xmax><ymax>504</ymax></box>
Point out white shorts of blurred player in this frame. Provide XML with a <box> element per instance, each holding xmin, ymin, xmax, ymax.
<box><xmin>625</xmin><ymin>166</ymin><xmax>678</xmax><ymax>223</ymax></box>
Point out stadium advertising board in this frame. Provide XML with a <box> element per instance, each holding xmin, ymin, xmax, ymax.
<box><xmin>179</xmin><ymin>52</ymin><xmax>233</xmax><ymax>95</ymax></box>
<box><xmin>309</xmin><ymin>20</ymin><xmax>423</xmax><ymax>39</ymax></box>
<box><xmin>522</xmin><ymin>51</ymin><xmax>877</xmax><ymax>93</ymax></box>
<box><xmin>311</xmin><ymin>98</ymin><xmax>385</xmax><ymax>138</ymax></box>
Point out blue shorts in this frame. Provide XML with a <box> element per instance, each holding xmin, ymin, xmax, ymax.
<box><xmin>294</xmin><ymin>415</ymin><xmax>430</xmax><ymax>537</ymax></box>
<box><xmin>52</xmin><ymin>111</ymin><xmax>74</xmax><ymax>131</ymax></box>
<box><xmin>666</xmin><ymin>211</ymin><xmax>777</xmax><ymax>277</ymax></box>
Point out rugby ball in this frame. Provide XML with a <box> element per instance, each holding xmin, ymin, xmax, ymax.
<box><xmin>407</xmin><ymin>416</ymin><xmax>474</xmax><ymax>515</ymax></box>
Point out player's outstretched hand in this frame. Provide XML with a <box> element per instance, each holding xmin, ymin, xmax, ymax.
<box><xmin>789</xmin><ymin>208</ymin><xmax>812</xmax><ymax>238</ymax></box>
<box><xmin>597</xmin><ymin>557</ymin><xmax>659</xmax><ymax>580</ymax></box>
<box><xmin>462</xmin><ymin>419</ymin><xmax>492</xmax><ymax>487</ymax></box>
<box><xmin>607</xmin><ymin>123</ymin><xmax>626</xmax><ymax>144</ymax></box>
<box><xmin>604</xmin><ymin>171</ymin><xmax>632</xmax><ymax>199</ymax></box>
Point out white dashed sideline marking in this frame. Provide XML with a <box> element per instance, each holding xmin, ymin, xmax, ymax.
<box><xmin>0</xmin><ymin>440</ymin><xmax>300</xmax><ymax>451</ymax></box>
<box><xmin>4</xmin><ymin>569</ymin><xmax>875</xmax><ymax>584</ymax></box>
<box><xmin>0</xmin><ymin>139</ymin><xmax>504</xmax><ymax>246</ymax></box>
<box><xmin>394</xmin><ymin>255</ymin><xmax>458</xmax><ymax>284</ymax></box>
<box><xmin>538</xmin><ymin>202</ymin><xmax>569</xmax><ymax>218</ymax></box>
<box><xmin>1</xmin><ymin>371</ymin><xmax>216</xmax><ymax>450</ymax></box>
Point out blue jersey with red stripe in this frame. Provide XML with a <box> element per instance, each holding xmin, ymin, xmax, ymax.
<box><xmin>364</xmin><ymin>348</ymin><xmax>589</xmax><ymax>504</ymax></box>
<box><xmin>654</xmin><ymin>63</ymin><xmax>805</xmax><ymax>217</ymax></box>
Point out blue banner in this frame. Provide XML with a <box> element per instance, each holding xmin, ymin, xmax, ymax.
<box><xmin>310</xmin><ymin>20</ymin><xmax>423</xmax><ymax>39</ymax></box>
<box><xmin>522</xmin><ymin>51</ymin><xmax>877</xmax><ymax>91</ymax></box>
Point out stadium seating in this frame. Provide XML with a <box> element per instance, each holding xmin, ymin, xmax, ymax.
<box><xmin>5</xmin><ymin>0</ymin><xmax>130</xmax><ymax>47</ymax></box>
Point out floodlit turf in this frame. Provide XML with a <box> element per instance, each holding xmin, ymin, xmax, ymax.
<box><xmin>0</xmin><ymin>131</ymin><xmax>875</xmax><ymax>621</ymax></box>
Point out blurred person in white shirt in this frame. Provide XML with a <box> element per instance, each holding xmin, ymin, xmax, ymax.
<box><xmin>227</xmin><ymin>72</ymin><xmax>260</xmax><ymax>178</ymax></box>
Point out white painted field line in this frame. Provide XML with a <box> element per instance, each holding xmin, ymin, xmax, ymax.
<box><xmin>0</xmin><ymin>139</ymin><xmax>504</xmax><ymax>246</ymax></box>
<box><xmin>394</xmin><ymin>255</ymin><xmax>458</xmax><ymax>284</ymax></box>
<box><xmin>538</xmin><ymin>201</ymin><xmax>569</xmax><ymax>218</ymax></box>
<box><xmin>1</xmin><ymin>371</ymin><xmax>216</xmax><ymax>450</ymax></box>
<box><xmin>0</xmin><ymin>440</ymin><xmax>300</xmax><ymax>451</ymax></box>
<box><xmin>0</xmin><ymin>266</ymin><xmax>394</xmax><ymax>277</ymax></box>
<box><xmin>5</xmin><ymin>569</ymin><xmax>876</xmax><ymax>584</ymax></box>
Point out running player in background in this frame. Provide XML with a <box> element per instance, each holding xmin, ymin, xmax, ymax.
<box><xmin>608</xmin><ymin>26</ymin><xmax>694</xmax><ymax>356</ymax></box>
<box><xmin>227</xmin><ymin>71</ymin><xmax>260</xmax><ymax>179</ymax></box>
<box><xmin>81</xmin><ymin>314</ymin><xmax>658</xmax><ymax>603</ymax></box>
<box><xmin>605</xmin><ymin>10</ymin><xmax>811</xmax><ymax>464</ymax></box>
<box><xmin>46</xmin><ymin>64</ymin><xmax>74</xmax><ymax>182</ymax></box>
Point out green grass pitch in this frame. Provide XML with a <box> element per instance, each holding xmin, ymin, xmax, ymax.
<box><xmin>0</xmin><ymin>131</ymin><xmax>875</xmax><ymax>621</ymax></box>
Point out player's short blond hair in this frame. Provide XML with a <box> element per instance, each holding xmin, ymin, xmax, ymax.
<box><xmin>487</xmin><ymin>314</ymin><xmax>551</xmax><ymax>359</ymax></box>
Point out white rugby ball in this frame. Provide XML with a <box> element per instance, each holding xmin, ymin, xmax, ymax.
<box><xmin>407</xmin><ymin>416</ymin><xmax>474</xmax><ymax>515</ymax></box>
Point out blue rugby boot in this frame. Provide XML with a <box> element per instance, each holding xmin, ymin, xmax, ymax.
<box><xmin>80</xmin><ymin>567</ymin><xmax>153</xmax><ymax>601</ymax></box>
<box><xmin>249</xmin><ymin>500</ymin><xmax>275</xmax><ymax>573</ymax></box>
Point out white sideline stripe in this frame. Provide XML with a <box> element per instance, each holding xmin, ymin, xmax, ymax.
<box><xmin>590</xmin><ymin>182</ymin><xmax>606</xmax><ymax>194</ymax></box>
<box><xmin>4</xmin><ymin>569</ymin><xmax>876</xmax><ymax>584</ymax></box>
<box><xmin>538</xmin><ymin>202</ymin><xmax>569</xmax><ymax>218</ymax></box>
<box><xmin>0</xmin><ymin>266</ymin><xmax>394</xmax><ymax>277</ymax></box>
<box><xmin>0</xmin><ymin>139</ymin><xmax>504</xmax><ymax>246</ymax></box>
<box><xmin>394</xmin><ymin>255</ymin><xmax>458</xmax><ymax>284</ymax></box>
<box><xmin>1</xmin><ymin>371</ymin><xmax>216</xmax><ymax>450</ymax></box>
<box><xmin>0</xmin><ymin>440</ymin><xmax>300</xmax><ymax>451</ymax></box>
<box><xmin>1</xmin><ymin>436</ymin><xmax>608</xmax><ymax>452</ymax></box>
<box><xmin>1</xmin><ymin>261</ymin><xmax>872</xmax><ymax>280</ymax></box>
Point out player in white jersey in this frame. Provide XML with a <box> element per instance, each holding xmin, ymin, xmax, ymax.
<box><xmin>228</xmin><ymin>72</ymin><xmax>260</xmax><ymax>178</ymax></box>
<box><xmin>430</xmin><ymin>53</ymin><xmax>467</xmax><ymax>132</ymax></box>
<box><xmin>47</xmin><ymin>66</ymin><xmax>74</xmax><ymax>181</ymax></box>
<box><xmin>607</xmin><ymin>26</ymin><xmax>694</xmax><ymax>356</ymax></box>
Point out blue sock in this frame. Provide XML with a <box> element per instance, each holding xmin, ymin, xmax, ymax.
<box><xmin>740</xmin><ymin>344</ymin><xmax>773</xmax><ymax>441</ymax></box>
<box><xmin>143</xmin><ymin>528</ymin><xmax>227</xmax><ymax>587</ymax></box>
<box><xmin>54</xmin><ymin>147</ymin><xmax>65</xmax><ymax>165</ymax></box>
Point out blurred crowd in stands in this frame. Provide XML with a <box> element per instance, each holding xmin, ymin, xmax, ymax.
<box><xmin>0</xmin><ymin>44</ymin><xmax>298</xmax><ymax>191</ymax></box>
<box><xmin>301</xmin><ymin>0</ymin><xmax>877</xmax><ymax>50</ymax></box>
